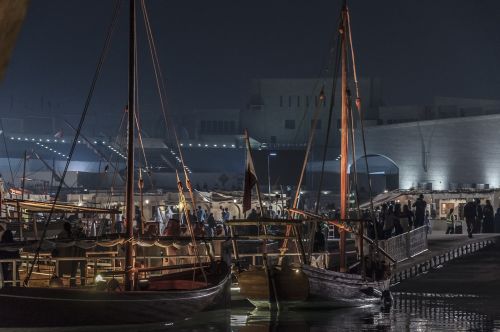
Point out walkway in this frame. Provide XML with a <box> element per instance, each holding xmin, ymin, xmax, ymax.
<box><xmin>391</xmin><ymin>231</ymin><xmax>500</xmax><ymax>284</ymax></box>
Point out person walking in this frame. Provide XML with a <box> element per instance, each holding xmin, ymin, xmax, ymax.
<box><xmin>412</xmin><ymin>194</ymin><xmax>427</xmax><ymax>228</ymax></box>
<box><xmin>445</xmin><ymin>208</ymin><xmax>455</xmax><ymax>234</ymax></box>
<box><xmin>463</xmin><ymin>199</ymin><xmax>476</xmax><ymax>238</ymax></box>
<box><xmin>482</xmin><ymin>200</ymin><xmax>494</xmax><ymax>233</ymax></box>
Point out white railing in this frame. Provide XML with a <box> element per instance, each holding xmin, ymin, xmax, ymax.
<box><xmin>379</xmin><ymin>226</ymin><xmax>429</xmax><ymax>263</ymax></box>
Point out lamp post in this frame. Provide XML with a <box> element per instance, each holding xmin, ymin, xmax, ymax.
<box><xmin>267</xmin><ymin>152</ymin><xmax>277</xmax><ymax>206</ymax></box>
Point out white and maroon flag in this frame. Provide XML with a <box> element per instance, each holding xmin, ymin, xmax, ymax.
<box><xmin>243</xmin><ymin>130</ymin><xmax>258</xmax><ymax>213</ymax></box>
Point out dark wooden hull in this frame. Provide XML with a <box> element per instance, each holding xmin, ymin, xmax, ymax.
<box><xmin>238</xmin><ymin>264</ymin><xmax>389</xmax><ymax>310</ymax></box>
<box><xmin>0</xmin><ymin>263</ymin><xmax>231</xmax><ymax>327</ymax></box>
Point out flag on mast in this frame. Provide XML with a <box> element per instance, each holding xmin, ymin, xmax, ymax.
<box><xmin>243</xmin><ymin>130</ymin><xmax>258</xmax><ymax>213</ymax></box>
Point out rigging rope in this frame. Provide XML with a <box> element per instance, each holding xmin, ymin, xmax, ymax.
<box><xmin>24</xmin><ymin>0</ymin><xmax>121</xmax><ymax>285</ymax></box>
<box><xmin>0</xmin><ymin>118</ymin><xmax>14</xmax><ymax>186</ymax></box>
<box><xmin>345</xmin><ymin>7</ymin><xmax>379</xmax><ymax>242</ymax></box>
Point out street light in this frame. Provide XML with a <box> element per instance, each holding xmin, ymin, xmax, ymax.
<box><xmin>267</xmin><ymin>152</ymin><xmax>277</xmax><ymax>206</ymax></box>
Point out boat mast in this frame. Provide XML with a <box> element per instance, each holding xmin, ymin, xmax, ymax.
<box><xmin>125</xmin><ymin>0</ymin><xmax>136</xmax><ymax>291</ymax></box>
<box><xmin>339</xmin><ymin>5</ymin><xmax>348</xmax><ymax>273</ymax></box>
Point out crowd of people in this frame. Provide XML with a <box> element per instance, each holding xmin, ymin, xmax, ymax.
<box><xmin>367</xmin><ymin>194</ymin><xmax>430</xmax><ymax>240</ymax></box>
<box><xmin>453</xmin><ymin>198</ymin><xmax>500</xmax><ymax>238</ymax></box>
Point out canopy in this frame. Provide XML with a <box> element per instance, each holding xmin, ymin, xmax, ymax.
<box><xmin>3</xmin><ymin>199</ymin><xmax>120</xmax><ymax>214</ymax></box>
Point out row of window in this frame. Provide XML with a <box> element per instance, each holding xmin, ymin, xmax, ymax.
<box><xmin>284</xmin><ymin>119</ymin><xmax>356</xmax><ymax>130</ymax></box>
<box><xmin>199</xmin><ymin>120</ymin><xmax>237</xmax><ymax>134</ymax></box>
<box><xmin>279</xmin><ymin>95</ymin><xmax>327</xmax><ymax>108</ymax></box>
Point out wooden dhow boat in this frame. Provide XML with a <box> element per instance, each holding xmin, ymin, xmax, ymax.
<box><xmin>0</xmin><ymin>0</ymin><xmax>230</xmax><ymax>327</ymax></box>
<box><xmin>232</xmin><ymin>2</ymin><xmax>394</xmax><ymax>311</ymax></box>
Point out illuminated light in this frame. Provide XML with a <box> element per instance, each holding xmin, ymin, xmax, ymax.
<box><xmin>31</xmin><ymin>138</ymin><xmax>35</xmax><ymax>141</ymax></box>
<box><xmin>36</xmin><ymin>142</ymin><xmax>39</xmax><ymax>145</ymax></box>
<box><xmin>384</xmin><ymin>190</ymin><xmax>388</xmax><ymax>193</ymax></box>
<box><xmin>300</xmin><ymin>191</ymin><xmax>304</xmax><ymax>195</ymax></box>
<box><xmin>24</xmin><ymin>138</ymin><xmax>28</xmax><ymax>141</ymax></box>
<box><xmin>102</xmin><ymin>141</ymin><xmax>106</xmax><ymax>144</ymax></box>
<box><xmin>17</xmin><ymin>137</ymin><xmax>21</xmax><ymax>140</ymax></box>
<box><xmin>145</xmin><ymin>199</ymin><xmax>150</xmax><ymax>204</ymax></box>
<box><xmin>53</xmin><ymin>139</ymin><xmax>57</xmax><ymax>142</ymax></box>
<box><xmin>95</xmin><ymin>274</ymin><xmax>105</xmax><ymax>283</ymax></box>
<box><xmin>213</xmin><ymin>144</ymin><xmax>217</xmax><ymax>147</ymax></box>
<box><xmin>269</xmin><ymin>152</ymin><xmax>277</xmax><ymax>156</ymax></box>
<box><xmin>39</xmin><ymin>139</ymin><xmax>42</xmax><ymax>142</ymax></box>
<box><xmin>197</xmin><ymin>143</ymin><xmax>201</xmax><ymax>147</ymax></box>
<box><xmin>233</xmin><ymin>199</ymin><xmax>237</xmax><ymax>203</ymax></box>
<box><xmin>188</xmin><ymin>143</ymin><xmax>192</xmax><ymax>147</ymax></box>
<box><xmin>78</xmin><ymin>140</ymin><xmax>81</xmax><ymax>143</ymax></box>
<box><xmin>93</xmin><ymin>141</ymin><xmax>97</xmax><ymax>144</ymax></box>
<box><xmin>222</xmin><ymin>144</ymin><xmax>226</xmax><ymax>147</ymax></box>
<box><xmin>46</xmin><ymin>139</ymin><xmax>50</xmax><ymax>142</ymax></box>
<box><xmin>61</xmin><ymin>140</ymin><xmax>65</xmax><ymax>143</ymax></box>
<box><xmin>204</xmin><ymin>144</ymin><xmax>208</xmax><ymax>147</ymax></box>
<box><xmin>10</xmin><ymin>137</ymin><xmax>14</xmax><ymax>140</ymax></box>
<box><xmin>263</xmin><ymin>202</ymin><xmax>267</xmax><ymax>206</ymax></box>
<box><xmin>231</xmin><ymin>144</ymin><xmax>235</xmax><ymax>147</ymax></box>
<box><xmin>180</xmin><ymin>143</ymin><xmax>183</xmax><ymax>146</ymax></box>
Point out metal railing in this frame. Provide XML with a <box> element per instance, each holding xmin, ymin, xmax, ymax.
<box><xmin>379</xmin><ymin>226</ymin><xmax>429</xmax><ymax>263</ymax></box>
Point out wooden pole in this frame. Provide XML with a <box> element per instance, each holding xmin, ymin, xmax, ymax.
<box><xmin>124</xmin><ymin>0</ymin><xmax>136</xmax><ymax>291</ymax></box>
<box><xmin>339</xmin><ymin>7</ymin><xmax>348</xmax><ymax>273</ymax></box>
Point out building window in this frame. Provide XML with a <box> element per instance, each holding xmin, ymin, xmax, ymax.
<box><xmin>280</xmin><ymin>96</ymin><xmax>283</xmax><ymax>107</ymax></box>
<box><xmin>200</xmin><ymin>120</ymin><xmax>207</xmax><ymax>133</ymax></box>
<box><xmin>306</xmin><ymin>96</ymin><xmax>310</xmax><ymax>107</ymax></box>
<box><xmin>311</xmin><ymin>120</ymin><xmax>322</xmax><ymax>129</ymax></box>
<box><xmin>270</xmin><ymin>135</ymin><xmax>277</xmax><ymax>143</ymax></box>
<box><xmin>297</xmin><ymin>96</ymin><xmax>300</xmax><ymax>107</ymax></box>
<box><xmin>285</xmin><ymin>119</ymin><xmax>295</xmax><ymax>129</ymax></box>
<box><xmin>288</xmin><ymin>96</ymin><xmax>292</xmax><ymax>108</ymax></box>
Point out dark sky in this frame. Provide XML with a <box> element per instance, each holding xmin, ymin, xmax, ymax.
<box><xmin>1</xmin><ymin>0</ymin><xmax>499</xmax><ymax>122</ymax></box>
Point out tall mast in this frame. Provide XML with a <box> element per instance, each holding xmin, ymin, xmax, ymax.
<box><xmin>124</xmin><ymin>0</ymin><xmax>136</xmax><ymax>291</ymax></box>
<box><xmin>339</xmin><ymin>5</ymin><xmax>348</xmax><ymax>273</ymax></box>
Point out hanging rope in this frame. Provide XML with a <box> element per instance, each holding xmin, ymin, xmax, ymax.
<box><xmin>24</xmin><ymin>0</ymin><xmax>121</xmax><ymax>285</ymax></box>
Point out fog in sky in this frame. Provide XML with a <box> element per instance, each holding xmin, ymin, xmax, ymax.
<box><xmin>1</xmin><ymin>0</ymin><xmax>499</xmax><ymax>122</ymax></box>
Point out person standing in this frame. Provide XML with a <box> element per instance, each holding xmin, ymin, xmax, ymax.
<box><xmin>393</xmin><ymin>203</ymin><xmax>403</xmax><ymax>235</ymax></box>
<box><xmin>494</xmin><ymin>208</ymin><xmax>500</xmax><ymax>233</ymax></box>
<box><xmin>424</xmin><ymin>210</ymin><xmax>432</xmax><ymax>234</ymax></box>
<box><xmin>401</xmin><ymin>204</ymin><xmax>413</xmax><ymax>232</ymax></box>
<box><xmin>474</xmin><ymin>199</ymin><xmax>483</xmax><ymax>233</ymax></box>
<box><xmin>463</xmin><ymin>199</ymin><xmax>476</xmax><ymax>238</ymax></box>
<box><xmin>445</xmin><ymin>208</ymin><xmax>455</xmax><ymax>234</ymax></box>
<box><xmin>412</xmin><ymin>194</ymin><xmax>427</xmax><ymax>228</ymax></box>
<box><xmin>482</xmin><ymin>200</ymin><xmax>494</xmax><ymax>233</ymax></box>
<box><xmin>383</xmin><ymin>205</ymin><xmax>395</xmax><ymax>239</ymax></box>
<box><xmin>207</xmin><ymin>213</ymin><xmax>216</xmax><ymax>237</ymax></box>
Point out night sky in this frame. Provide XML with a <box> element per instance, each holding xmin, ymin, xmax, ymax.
<box><xmin>1</xmin><ymin>0</ymin><xmax>499</xmax><ymax>123</ymax></box>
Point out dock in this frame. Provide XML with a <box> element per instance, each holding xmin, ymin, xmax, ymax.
<box><xmin>390</xmin><ymin>232</ymin><xmax>500</xmax><ymax>284</ymax></box>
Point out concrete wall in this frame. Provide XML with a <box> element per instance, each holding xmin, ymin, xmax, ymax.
<box><xmin>357</xmin><ymin>114</ymin><xmax>500</xmax><ymax>190</ymax></box>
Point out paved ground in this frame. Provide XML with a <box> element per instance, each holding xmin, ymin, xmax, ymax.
<box><xmin>393</xmin><ymin>231</ymin><xmax>500</xmax><ymax>274</ymax></box>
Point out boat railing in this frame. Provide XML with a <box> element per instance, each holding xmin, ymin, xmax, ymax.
<box><xmin>0</xmin><ymin>252</ymin><xmax>219</xmax><ymax>288</ymax></box>
<box><xmin>378</xmin><ymin>226</ymin><xmax>429</xmax><ymax>263</ymax></box>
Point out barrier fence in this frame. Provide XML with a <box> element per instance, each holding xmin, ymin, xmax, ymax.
<box><xmin>379</xmin><ymin>226</ymin><xmax>429</xmax><ymax>263</ymax></box>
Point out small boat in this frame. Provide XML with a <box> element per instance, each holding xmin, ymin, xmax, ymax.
<box><xmin>238</xmin><ymin>265</ymin><xmax>389</xmax><ymax>310</ymax></box>
<box><xmin>0</xmin><ymin>262</ymin><xmax>230</xmax><ymax>327</ymax></box>
<box><xmin>232</xmin><ymin>1</ymin><xmax>393</xmax><ymax>310</ymax></box>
